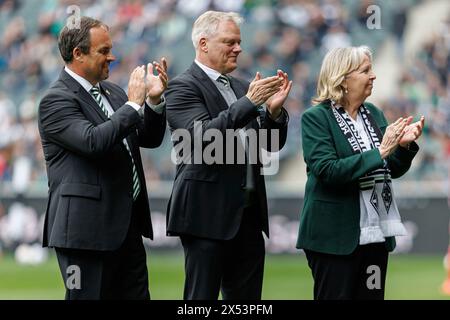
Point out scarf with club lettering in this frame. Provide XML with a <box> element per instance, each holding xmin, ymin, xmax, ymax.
<box><xmin>331</xmin><ymin>101</ymin><xmax>407</xmax><ymax>244</ymax></box>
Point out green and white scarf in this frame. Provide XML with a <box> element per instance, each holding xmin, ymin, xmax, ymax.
<box><xmin>331</xmin><ymin>101</ymin><xmax>407</xmax><ymax>244</ymax></box>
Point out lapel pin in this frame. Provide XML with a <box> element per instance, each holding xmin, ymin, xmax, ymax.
<box><xmin>105</xmin><ymin>89</ymin><xmax>110</xmax><ymax>95</ymax></box>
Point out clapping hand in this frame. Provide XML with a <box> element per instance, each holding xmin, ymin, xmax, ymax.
<box><xmin>246</xmin><ymin>72</ymin><xmax>283</xmax><ymax>107</ymax></box>
<box><xmin>266</xmin><ymin>70</ymin><xmax>293</xmax><ymax>119</ymax></box>
<box><xmin>146</xmin><ymin>57</ymin><xmax>168</xmax><ymax>105</ymax></box>
<box><xmin>379</xmin><ymin>117</ymin><xmax>408</xmax><ymax>159</ymax></box>
<box><xmin>127</xmin><ymin>66</ymin><xmax>147</xmax><ymax>106</ymax></box>
<box><xmin>399</xmin><ymin>116</ymin><xmax>425</xmax><ymax>148</ymax></box>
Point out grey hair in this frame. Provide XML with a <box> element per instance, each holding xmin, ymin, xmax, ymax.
<box><xmin>191</xmin><ymin>11</ymin><xmax>244</xmax><ymax>50</ymax></box>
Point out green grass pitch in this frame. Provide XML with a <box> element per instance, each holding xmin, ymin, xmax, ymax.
<box><xmin>0</xmin><ymin>252</ymin><xmax>449</xmax><ymax>300</ymax></box>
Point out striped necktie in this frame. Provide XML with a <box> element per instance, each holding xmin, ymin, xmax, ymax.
<box><xmin>216</xmin><ymin>75</ymin><xmax>229</xmax><ymax>87</ymax></box>
<box><xmin>90</xmin><ymin>86</ymin><xmax>141</xmax><ymax>201</ymax></box>
<box><xmin>90</xmin><ymin>86</ymin><xmax>110</xmax><ymax>117</ymax></box>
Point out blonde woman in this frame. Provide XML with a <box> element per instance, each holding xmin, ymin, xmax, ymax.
<box><xmin>296</xmin><ymin>46</ymin><xmax>424</xmax><ymax>300</ymax></box>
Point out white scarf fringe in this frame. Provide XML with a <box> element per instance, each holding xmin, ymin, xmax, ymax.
<box><xmin>330</xmin><ymin>101</ymin><xmax>408</xmax><ymax>245</ymax></box>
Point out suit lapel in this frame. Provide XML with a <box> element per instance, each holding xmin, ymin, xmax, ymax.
<box><xmin>188</xmin><ymin>63</ymin><xmax>257</xmax><ymax>130</ymax></box>
<box><xmin>189</xmin><ymin>63</ymin><xmax>230</xmax><ymax>115</ymax></box>
<box><xmin>326</xmin><ymin>103</ymin><xmax>357</xmax><ymax>157</ymax></box>
<box><xmin>228</xmin><ymin>76</ymin><xmax>246</xmax><ymax>99</ymax></box>
<box><xmin>100</xmin><ymin>83</ymin><xmax>121</xmax><ymax>112</ymax></box>
<box><xmin>59</xmin><ymin>70</ymin><xmax>109</xmax><ymax>123</ymax></box>
<box><xmin>59</xmin><ymin>70</ymin><xmax>140</xmax><ymax>171</ymax></box>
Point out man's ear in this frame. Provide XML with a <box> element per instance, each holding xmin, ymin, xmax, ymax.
<box><xmin>199</xmin><ymin>38</ymin><xmax>208</xmax><ymax>53</ymax></box>
<box><xmin>73</xmin><ymin>47</ymin><xmax>83</xmax><ymax>62</ymax></box>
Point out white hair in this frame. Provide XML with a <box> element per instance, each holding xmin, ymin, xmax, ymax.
<box><xmin>191</xmin><ymin>11</ymin><xmax>244</xmax><ymax>50</ymax></box>
<box><xmin>313</xmin><ymin>46</ymin><xmax>373</xmax><ymax>105</ymax></box>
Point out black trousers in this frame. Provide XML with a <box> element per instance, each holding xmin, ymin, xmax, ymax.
<box><xmin>180</xmin><ymin>206</ymin><xmax>265</xmax><ymax>300</ymax></box>
<box><xmin>304</xmin><ymin>242</ymin><xmax>389</xmax><ymax>300</ymax></box>
<box><xmin>55</xmin><ymin>209</ymin><xmax>150</xmax><ymax>300</ymax></box>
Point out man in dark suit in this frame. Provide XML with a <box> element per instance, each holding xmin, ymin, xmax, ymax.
<box><xmin>38</xmin><ymin>17</ymin><xmax>168</xmax><ymax>299</ymax></box>
<box><xmin>165</xmin><ymin>11</ymin><xmax>292</xmax><ymax>300</ymax></box>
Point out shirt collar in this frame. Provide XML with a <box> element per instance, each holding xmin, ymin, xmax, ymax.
<box><xmin>64</xmin><ymin>66</ymin><xmax>98</xmax><ymax>93</ymax></box>
<box><xmin>194</xmin><ymin>59</ymin><xmax>224</xmax><ymax>82</ymax></box>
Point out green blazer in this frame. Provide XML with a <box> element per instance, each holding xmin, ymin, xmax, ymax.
<box><xmin>296</xmin><ymin>101</ymin><xmax>418</xmax><ymax>255</ymax></box>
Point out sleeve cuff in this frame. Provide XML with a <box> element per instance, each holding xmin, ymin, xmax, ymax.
<box><xmin>271</xmin><ymin>110</ymin><xmax>287</xmax><ymax>124</ymax></box>
<box><xmin>126</xmin><ymin>101</ymin><xmax>142</xmax><ymax>111</ymax></box>
<box><xmin>266</xmin><ymin>107</ymin><xmax>288</xmax><ymax>125</ymax></box>
<box><xmin>397</xmin><ymin>141</ymin><xmax>419</xmax><ymax>158</ymax></box>
<box><xmin>146</xmin><ymin>95</ymin><xmax>166</xmax><ymax>114</ymax></box>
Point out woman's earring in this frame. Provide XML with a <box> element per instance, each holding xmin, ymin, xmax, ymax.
<box><xmin>345</xmin><ymin>88</ymin><xmax>348</xmax><ymax>94</ymax></box>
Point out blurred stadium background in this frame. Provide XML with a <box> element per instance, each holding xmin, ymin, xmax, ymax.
<box><xmin>0</xmin><ymin>0</ymin><xmax>449</xmax><ymax>299</ymax></box>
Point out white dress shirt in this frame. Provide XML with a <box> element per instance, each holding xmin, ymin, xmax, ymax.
<box><xmin>64</xmin><ymin>66</ymin><xmax>165</xmax><ymax>114</ymax></box>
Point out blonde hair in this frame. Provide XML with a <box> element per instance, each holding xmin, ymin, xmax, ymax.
<box><xmin>312</xmin><ymin>46</ymin><xmax>373</xmax><ymax>105</ymax></box>
<box><xmin>191</xmin><ymin>11</ymin><xmax>243</xmax><ymax>50</ymax></box>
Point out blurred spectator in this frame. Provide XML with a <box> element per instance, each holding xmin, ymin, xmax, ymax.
<box><xmin>14</xmin><ymin>242</ymin><xmax>48</xmax><ymax>265</ymax></box>
<box><xmin>0</xmin><ymin>195</ymin><xmax>40</xmax><ymax>251</ymax></box>
<box><xmin>320</xmin><ymin>24</ymin><xmax>351</xmax><ymax>52</ymax></box>
<box><xmin>356</xmin><ymin>0</ymin><xmax>376</xmax><ymax>28</ymax></box>
<box><xmin>379</xmin><ymin>12</ymin><xmax>450</xmax><ymax>181</ymax></box>
<box><xmin>176</xmin><ymin>0</ymin><xmax>210</xmax><ymax>18</ymax></box>
<box><xmin>392</xmin><ymin>2</ymin><xmax>408</xmax><ymax>58</ymax></box>
<box><xmin>0</xmin><ymin>0</ymin><xmax>447</xmax><ymax>193</ymax></box>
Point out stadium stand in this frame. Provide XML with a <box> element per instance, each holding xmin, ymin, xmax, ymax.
<box><xmin>0</xmin><ymin>0</ymin><xmax>449</xmax><ymax>254</ymax></box>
